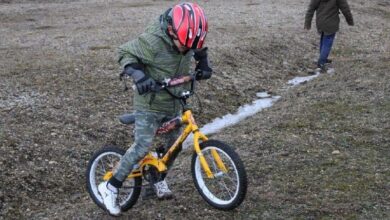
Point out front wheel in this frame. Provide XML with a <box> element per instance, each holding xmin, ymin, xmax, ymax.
<box><xmin>191</xmin><ymin>140</ymin><xmax>247</xmax><ymax>210</ymax></box>
<box><xmin>86</xmin><ymin>146</ymin><xmax>142</xmax><ymax>212</ymax></box>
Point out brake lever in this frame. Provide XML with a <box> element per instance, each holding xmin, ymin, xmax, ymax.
<box><xmin>119</xmin><ymin>72</ymin><xmax>129</xmax><ymax>91</ymax></box>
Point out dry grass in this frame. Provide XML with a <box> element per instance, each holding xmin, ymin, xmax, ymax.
<box><xmin>0</xmin><ymin>0</ymin><xmax>389</xmax><ymax>219</ymax></box>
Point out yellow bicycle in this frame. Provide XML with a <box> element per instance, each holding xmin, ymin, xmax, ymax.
<box><xmin>86</xmin><ymin>74</ymin><xmax>247</xmax><ymax>212</ymax></box>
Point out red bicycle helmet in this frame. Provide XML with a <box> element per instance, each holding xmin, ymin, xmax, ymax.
<box><xmin>169</xmin><ymin>2</ymin><xmax>208</xmax><ymax>49</ymax></box>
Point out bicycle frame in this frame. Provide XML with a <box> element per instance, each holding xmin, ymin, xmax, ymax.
<box><xmin>102</xmin><ymin>74</ymin><xmax>229</xmax><ymax>182</ymax></box>
<box><xmin>103</xmin><ymin>109</ymin><xmax>228</xmax><ymax>181</ymax></box>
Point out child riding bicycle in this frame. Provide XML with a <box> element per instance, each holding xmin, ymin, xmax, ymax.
<box><xmin>98</xmin><ymin>2</ymin><xmax>213</xmax><ymax>216</ymax></box>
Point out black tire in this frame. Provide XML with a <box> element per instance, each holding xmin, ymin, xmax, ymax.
<box><xmin>86</xmin><ymin>145</ymin><xmax>142</xmax><ymax>212</ymax></box>
<box><xmin>191</xmin><ymin>140</ymin><xmax>247</xmax><ymax>210</ymax></box>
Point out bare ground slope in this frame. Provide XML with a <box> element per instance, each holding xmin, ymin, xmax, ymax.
<box><xmin>0</xmin><ymin>0</ymin><xmax>389</xmax><ymax>219</ymax></box>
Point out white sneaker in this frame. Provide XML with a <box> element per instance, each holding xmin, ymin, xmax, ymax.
<box><xmin>153</xmin><ymin>180</ymin><xmax>173</xmax><ymax>199</ymax></box>
<box><xmin>98</xmin><ymin>182</ymin><xmax>121</xmax><ymax>216</ymax></box>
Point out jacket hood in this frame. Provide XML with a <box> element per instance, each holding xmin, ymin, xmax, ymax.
<box><xmin>157</xmin><ymin>8</ymin><xmax>174</xmax><ymax>46</ymax></box>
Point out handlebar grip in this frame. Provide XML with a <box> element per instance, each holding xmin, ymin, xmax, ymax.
<box><xmin>167</xmin><ymin>75</ymin><xmax>193</xmax><ymax>86</ymax></box>
<box><xmin>150</xmin><ymin>84</ymin><xmax>163</xmax><ymax>93</ymax></box>
<box><xmin>135</xmin><ymin>74</ymin><xmax>195</xmax><ymax>95</ymax></box>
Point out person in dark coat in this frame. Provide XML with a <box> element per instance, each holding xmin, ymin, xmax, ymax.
<box><xmin>305</xmin><ymin>0</ymin><xmax>354</xmax><ymax>72</ymax></box>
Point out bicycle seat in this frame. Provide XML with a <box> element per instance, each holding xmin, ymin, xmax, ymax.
<box><xmin>119</xmin><ymin>114</ymin><xmax>135</xmax><ymax>125</ymax></box>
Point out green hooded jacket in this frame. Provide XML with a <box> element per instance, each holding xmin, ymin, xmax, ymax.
<box><xmin>118</xmin><ymin>16</ymin><xmax>193</xmax><ymax>114</ymax></box>
<box><xmin>305</xmin><ymin>0</ymin><xmax>354</xmax><ymax>35</ymax></box>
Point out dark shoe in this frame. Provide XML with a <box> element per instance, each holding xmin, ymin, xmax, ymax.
<box><xmin>326</xmin><ymin>59</ymin><xmax>332</xmax><ymax>64</ymax></box>
<box><xmin>317</xmin><ymin>64</ymin><xmax>327</xmax><ymax>73</ymax></box>
<box><xmin>307</xmin><ymin>69</ymin><xmax>317</xmax><ymax>75</ymax></box>
<box><xmin>141</xmin><ymin>185</ymin><xmax>157</xmax><ymax>200</ymax></box>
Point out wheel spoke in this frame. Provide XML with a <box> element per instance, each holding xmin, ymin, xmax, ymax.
<box><xmin>218</xmin><ymin>178</ymin><xmax>234</xmax><ymax>199</ymax></box>
<box><xmin>206</xmin><ymin>151</ymin><xmax>218</xmax><ymax>172</ymax></box>
<box><xmin>100</xmin><ymin>158</ymin><xmax>107</xmax><ymax>172</ymax></box>
<box><xmin>223</xmin><ymin>172</ymin><xmax>237</xmax><ymax>185</ymax></box>
<box><xmin>96</xmin><ymin>169</ymin><xmax>106</xmax><ymax>177</ymax></box>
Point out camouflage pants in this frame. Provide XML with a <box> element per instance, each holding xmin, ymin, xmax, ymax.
<box><xmin>113</xmin><ymin>110</ymin><xmax>181</xmax><ymax>182</ymax></box>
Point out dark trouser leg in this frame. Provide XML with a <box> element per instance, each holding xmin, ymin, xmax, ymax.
<box><xmin>159</xmin><ymin>126</ymin><xmax>182</xmax><ymax>180</ymax></box>
<box><xmin>319</xmin><ymin>32</ymin><xmax>324</xmax><ymax>56</ymax></box>
<box><xmin>318</xmin><ymin>32</ymin><xmax>336</xmax><ymax>67</ymax></box>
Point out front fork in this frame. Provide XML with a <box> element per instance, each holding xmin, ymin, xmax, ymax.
<box><xmin>193</xmin><ymin>132</ymin><xmax>228</xmax><ymax>178</ymax></box>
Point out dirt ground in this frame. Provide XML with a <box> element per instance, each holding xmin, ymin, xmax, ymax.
<box><xmin>0</xmin><ymin>0</ymin><xmax>389</xmax><ymax>219</ymax></box>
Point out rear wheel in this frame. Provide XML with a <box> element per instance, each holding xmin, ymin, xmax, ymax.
<box><xmin>191</xmin><ymin>140</ymin><xmax>247</xmax><ymax>210</ymax></box>
<box><xmin>86</xmin><ymin>146</ymin><xmax>142</xmax><ymax>212</ymax></box>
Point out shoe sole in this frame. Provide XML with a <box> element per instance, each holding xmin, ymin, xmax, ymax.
<box><xmin>157</xmin><ymin>194</ymin><xmax>174</xmax><ymax>200</ymax></box>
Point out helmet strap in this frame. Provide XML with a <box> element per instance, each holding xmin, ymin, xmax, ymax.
<box><xmin>167</xmin><ymin>25</ymin><xmax>178</xmax><ymax>40</ymax></box>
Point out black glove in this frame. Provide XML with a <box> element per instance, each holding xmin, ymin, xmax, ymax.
<box><xmin>194</xmin><ymin>47</ymin><xmax>213</xmax><ymax>80</ymax></box>
<box><xmin>135</xmin><ymin>76</ymin><xmax>157</xmax><ymax>95</ymax></box>
<box><xmin>124</xmin><ymin>65</ymin><xmax>156</xmax><ymax>95</ymax></box>
<box><xmin>195</xmin><ymin>69</ymin><xmax>212</xmax><ymax>81</ymax></box>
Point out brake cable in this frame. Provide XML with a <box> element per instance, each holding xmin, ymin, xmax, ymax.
<box><xmin>119</xmin><ymin>72</ymin><xmax>130</xmax><ymax>91</ymax></box>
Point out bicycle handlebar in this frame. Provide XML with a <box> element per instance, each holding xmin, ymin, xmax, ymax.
<box><xmin>153</xmin><ymin>75</ymin><xmax>194</xmax><ymax>91</ymax></box>
<box><xmin>120</xmin><ymin>72</ymin><xmax>197</xmax><ymax>98</ymax></box>
<box><xmin>152</xmin><ymin>74</ymin><xmax>196</xmax><ymax>100</ymax></box>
